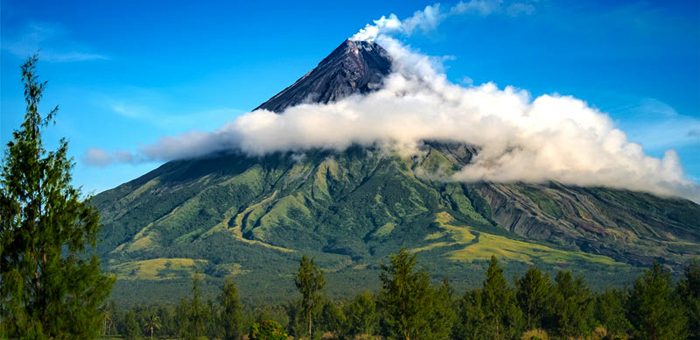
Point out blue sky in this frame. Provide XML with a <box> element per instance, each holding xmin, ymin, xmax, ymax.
<box><xmin>1</xmin><ymin>0</ymin><xmax>699</xmax><ymax>195</ymax></box>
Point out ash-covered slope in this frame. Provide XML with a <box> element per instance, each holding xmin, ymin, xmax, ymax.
<box><xmin>255</xmin><ymin>40</ymin><xmax>392</xmax><ymax>113</ymax></box>
<box><xmin>92</xmin><ymin>39</ymin><xmax>700</xmax><ymax>305</ymax></box>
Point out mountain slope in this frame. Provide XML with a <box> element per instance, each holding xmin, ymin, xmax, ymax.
<box><xmin>92</xmin><ymin>39</ymin><xmax>700</xmax><ymax>305</ymax></box>
<box><xmin>94</xmin><ymin>143</ymin><xmax>699</xmax><ymax>267</ymax></box>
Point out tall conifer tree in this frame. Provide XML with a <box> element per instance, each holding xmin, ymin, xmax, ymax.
<box><xmin>219</xmin><ymin>277</ymin><xmax>243</xmax><ymax>340</ymax></box>
<box><xmin>595</xmin><ymin>289</ymin><xmax>631</xmax><ymax>338</ymax></box>
<box><xmin>550</xmin><ymin>271</ymin><xmax>595</xmax><ymax>338</ymax></box>
<box><xmin>0</xmin><ymin>56</ymin><xmax>114</xmax><ymax>338</ymax></box>
<box><xmin>628</xmin><ymin>263</ymin><xmax>687</xmax><ymax>339</ymax></box>
<box><xmin>678</xmin><ymin>261</ymin><xmax>700</xmax><ymax>340</ymax></box>
<box><xmin>342</xmin><ymin>291</ymin><xmax>378</xmax><ymax>338</ymax></box>
<box><xmin>455</xmin><ymin>289</ymin><xmax>485</xmax><ymax>340</ymax></box>
<box><xmin>516</xmin><ymin>266</ymin><xmax>551</xmax><ymax>330</ymax></box>
<box><xmin>480</xmin><ymin>256</ymin><xmax>523</xmax><ymax>339</ymax></box>
<box><xmin>295</xmin><ymin>255</ymin><xmax>326</xmax><ymax>338</ymax></box>
<box><xmin>378</xmin><ymin>249</ymin><xmax>432</xmax><ymax>340</ymax></box>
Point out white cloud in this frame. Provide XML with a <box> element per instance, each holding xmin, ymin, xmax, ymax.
<box><xmin>506</xmin><ymin>2</ymin><xmax>536</xmax><ymax>16</ymax></box>
<box><xmin>351</xmin><ymin>14</ymin><xmax>403</xmax><ymax>42</ymax></box>
<box><xmin>88</xmin><ymin>37</ymin><xmax>700</xmax><ymax>202</ymax></box>
<box><xmin>84</xmin><ymin>148</ymin><xmax>137</xmax><ymax>167</ymax></box>
<box><xmin>83</xmin><ymin>148</ymin><xmax>112</xmax><ymax>167</ymax></box>
<box><xmin>451</xmin><ymin>0</ymin><xmax>503</xmax><ymax>15</ymax></box>
<box><xmin>2</xmin><ymin>22</ymin><xmax>108</xmax><ymax>62</ymax></box>
<box><xmin>351</xmin><ymin>0</ymin><xmax>537</xmax><ymax>41</ymax></box>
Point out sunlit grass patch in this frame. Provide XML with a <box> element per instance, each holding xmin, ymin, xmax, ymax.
<box><xmin>111</xmin><ymin>258</ymin><xmax>208</xmax><ymax>280</ymax></box>
<box><xmin>419</xmin><ymin>212</ymin><xmax>620</xmax><ymax>266</ymax></box>
<box><xmin>372</xmin><ymin>222</ymin><xmax>396</xmax><ymax>238</ymax></box>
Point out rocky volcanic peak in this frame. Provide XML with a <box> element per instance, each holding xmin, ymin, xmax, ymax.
<box><xmin>255</xmin><ymin>40</ymin><xmax>392</xmax><ymax>113</ymax></box>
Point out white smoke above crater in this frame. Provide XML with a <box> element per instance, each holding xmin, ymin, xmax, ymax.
<box><xmin>351</xmin><ymin>0</ymin><xmax>536</xmax><ymax>41</ymax></box>
<box><xmin>86</xmin><ymin>4</ymin><xmax>700</xmax><ymax>203</ymax></box>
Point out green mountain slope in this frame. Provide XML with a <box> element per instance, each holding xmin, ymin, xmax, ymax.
<box><xmin>92</xmin><ymin>143</ymin><xmax>700</xmax><ymax>304</ymax></box>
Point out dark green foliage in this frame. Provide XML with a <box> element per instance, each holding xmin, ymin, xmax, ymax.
<box><xmin>454</xmin><ymin>289</ymin><xmax>485</xmax><ymax>340</ymax></box>
<box><xmin>378</xmin><ymin>249</ymin><xmax>433</xmax><ymax>339</ymax></box>
<box><xmin>219</xmin><ymin>277</ymin><xmax>243</xmax><ymax>339</ymax></box>
<box><xmin>595</xmin><ymin>289</ymin><xmax>631</xmax><ymax>338</ymax></box>
<box><xmin>152</xmin><ymin>304</ymin><xmax>177</xmax><ymax>338</ymax></box>
<box><xmin>115</xmin><ymin>304</ymin><xmax>176</xmax><ymax>339</ymax></box>
<box><xmin>678</xmin><ymin>261</ymin><xmax>700</xmax><ymax>339</ymax></box>
<box><xmin>295</xmin><ymin>255</ymin><xmax>326</xmax><ymax>338</ymax></box>
<box><xmin>124</xmin><ymin>310</ymin><xmax>142</xmax><ymax>339</ymax></box>
<box><xmin>319</xmin><ymin>299</ymin><xmax>346</xmax><ymax>337</ymax></box>
<box><xmin>0</xmin><ymin>56</ymin><xmax>114</xmax><ymax>338</ymax></box>
<box><xmin>628</xmin><ymin>262</ymin><xmax>688</xmax><ymax>339</ymax></box>
<box><xmin>143</xmin><ymin>310</ymin><xmax>161</xmax><ymax>339</ymax></box>
<box><xmin>428</xmin><ymin>278</ymin><xmax>458</xmax><ymax>339</ymax></box>
<box><xmin>516</xmin><ymin>266</ymin><xmax>551</xmax><ymax>330</ymax></box>
<box><xmin>250</xmin><ymin>319</ymin><xmax>288</xmax><ymax>340</ymax></box>
<box><xmin>177</xmin><ymin>274</ymin><xmax>212</xmax><ymax>339</ymax></box>
<box><xmin>342</xmin><ymin>291</ymin><xmax>379</xmax><ymax>338</ymax></box>
<box><xmin>549</xmin><ymin>271</ymin><xmax>595</xmax><ymax>338</ymax></box>
<box><xmin>480</xmin><ymin>256</ymin><xmax>523</xmax><ymax>339</ymax></box>
<box><xmin>377</xmin><ymin>249</ymin><xmax>457</xmax><ymax>339</ymax></box>
<box><xmin>101</xmin><ymin>250</ymin><xmax>697</xmax><ymax>340</ymax></box>
<box><xmin>251</xmin><ymin>304</ymin><xmax>290</xmax><ymax>335</ymax></box>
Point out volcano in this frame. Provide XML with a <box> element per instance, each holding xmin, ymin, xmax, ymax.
<box><xmin>91</xmin><ymin>40</ymin><xmax>700</xmax><ymax>305</ymax></box>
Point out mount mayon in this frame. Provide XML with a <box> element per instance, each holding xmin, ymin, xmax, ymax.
<box><xmin>92</xmin><ymin>40</ymin><xmax>700</xmax><ymax>304</ymax></box>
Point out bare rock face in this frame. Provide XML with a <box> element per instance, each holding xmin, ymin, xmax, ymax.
<box><xmin>255</xmin><ymin>40</ymin><xmax>392</xmax><ymax>113</ymax></box>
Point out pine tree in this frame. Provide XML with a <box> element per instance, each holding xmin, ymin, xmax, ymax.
<box><xmin>550</xmin><ymin>271</ymin><xmax>595</xmax><ymax>338</ymax></box>
<box><xmin>206</xmin><ymin>299</ymin><xmax>220</xmax><ymax>338</ymax></box>
<box><xmin>318</xmin><ymin>300</ymin><xmax>345</xmax><ymax>337</ymax></box>
<box><xmin>628</xmin><ymin>262</ymin><xmax>687</xmax><ymax>339</ymax></box>
<box><xmin>342</xmin><ymin>291</ymin><xmax>378</xmax><ymax>338</ymax></box>
<box><xmin>175</xmin><ymin>297</ymin><xmax>190</xmax><ymax>338</ymax></box>
<box><xmin>516</xmin><ymin>266</ymin><xmax>551</xmax><ymax>330</ymax></box>
<box><xmin>295</xmin><ymin>255</ymin><xmax>326</xmax><ymax>338</ymax></box>
<box><xmin>177</xmin><ymin>273</ymin><xmax>210</xmax><ymax>339</ymax></box>
<box><xmin>480</xmin><ymin>256</ymin><xmax>523</xmax><ymax>339</ymax></box>
<box><xmin>677</xmin><ymin>261</ymin><xmax>700</xmax><ymax>340</ymax></box>
<box><xmin>190</xmin><ymin>274</ymin><xmax>209</xmax><ymax>338</ymax></box>
<box><xmin>427</xmin><ymin>278</ymin><xmax>458</xmax><ymax>339</ymax></box>
<box><xmin>0</xmin><ymin>55</ymin><xmax>114</xmax><ymax>338</ymax></box>
<box><xmin>454</xmin><ymin>289</ymin><xmax>485</xmax><ymax>340</ymax></box>
<box><xmin>378</xmin><ymin>249</ymin><xmax>432</xmax><ymax>340</ymax></box>
<box><xmin>595</xmin><ymin>289</ymin><xmax>631</xmax><ymax>338</ymax></box>
<box><xmin>219</xmin><ymin>277</ymin><xmax>243</xmax><ymax>340</ymax></box>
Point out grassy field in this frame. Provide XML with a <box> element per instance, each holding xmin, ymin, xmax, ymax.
<box><xmin>414</xmin><ymin>212</ymin><xmax>621</xmax><ymax>265</ymax></box>
<box><xmin>111</xmin><ymin>258</ymin><xmax>209</xmax><ymax>281</ymax></box>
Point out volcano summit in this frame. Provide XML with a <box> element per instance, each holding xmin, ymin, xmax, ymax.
<box><xmin>256</xmin><ymin>40</ymin><xmax>392</xmax><ymax>113</ymax></box>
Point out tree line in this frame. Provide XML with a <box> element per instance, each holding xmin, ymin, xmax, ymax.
<box><xmin>105</xmin><ymin>250</ymin><xmax>699</xmax><ymax>340</ymax></box>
